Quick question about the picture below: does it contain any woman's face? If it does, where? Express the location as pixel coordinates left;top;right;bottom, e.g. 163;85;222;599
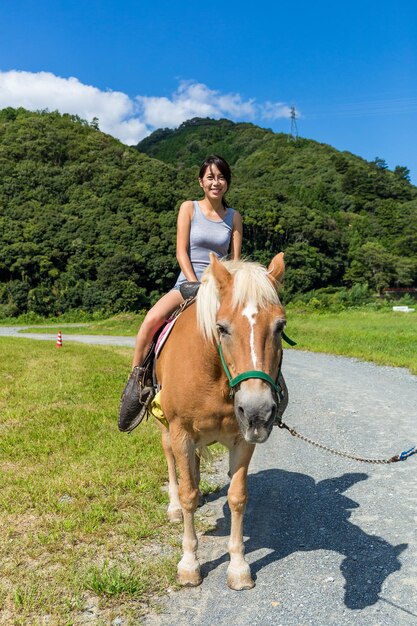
199;164;228;201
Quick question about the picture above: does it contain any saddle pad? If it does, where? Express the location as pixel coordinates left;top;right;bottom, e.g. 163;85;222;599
155;317;177;357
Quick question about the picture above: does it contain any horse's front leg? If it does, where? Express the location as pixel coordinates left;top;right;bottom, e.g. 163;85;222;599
159;423;182;522
227;441;255;590
170;426;202;586
195;450;205;506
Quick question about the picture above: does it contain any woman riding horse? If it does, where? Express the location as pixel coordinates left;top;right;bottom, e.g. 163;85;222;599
119;155;243;431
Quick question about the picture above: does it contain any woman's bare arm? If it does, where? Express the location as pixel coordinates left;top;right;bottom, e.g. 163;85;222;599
230;210;243;260
176;201;199;281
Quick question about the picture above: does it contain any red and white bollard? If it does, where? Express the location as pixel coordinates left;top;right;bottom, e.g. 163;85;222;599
56;331;63;348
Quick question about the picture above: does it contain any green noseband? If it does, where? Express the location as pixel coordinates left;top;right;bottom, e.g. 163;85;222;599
217;332;296;397
218;342;280;395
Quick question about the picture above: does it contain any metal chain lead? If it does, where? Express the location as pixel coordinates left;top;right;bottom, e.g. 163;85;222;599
278;422;416;464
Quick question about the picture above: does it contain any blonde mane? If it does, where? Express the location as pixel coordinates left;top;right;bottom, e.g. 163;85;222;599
196;259;281;343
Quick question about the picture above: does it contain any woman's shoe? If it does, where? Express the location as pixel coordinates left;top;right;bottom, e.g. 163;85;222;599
118;366;155;433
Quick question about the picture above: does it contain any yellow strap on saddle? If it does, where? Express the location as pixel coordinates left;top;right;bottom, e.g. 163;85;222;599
149;391;169;429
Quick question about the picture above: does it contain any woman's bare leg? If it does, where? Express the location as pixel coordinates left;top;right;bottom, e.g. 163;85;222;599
132;290;183;367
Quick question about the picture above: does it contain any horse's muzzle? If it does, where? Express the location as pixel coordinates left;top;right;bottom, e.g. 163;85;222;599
234;385;277;444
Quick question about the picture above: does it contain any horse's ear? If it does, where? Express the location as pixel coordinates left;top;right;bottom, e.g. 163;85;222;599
210;253;232;294
268;252;285;285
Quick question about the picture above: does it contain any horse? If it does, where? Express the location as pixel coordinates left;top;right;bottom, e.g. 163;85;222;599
155;252;286;590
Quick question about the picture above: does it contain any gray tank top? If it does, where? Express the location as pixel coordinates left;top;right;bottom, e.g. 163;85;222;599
173;200;235;288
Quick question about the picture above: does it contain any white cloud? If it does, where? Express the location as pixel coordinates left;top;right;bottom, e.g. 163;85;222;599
136;81;257;128
0;70;296;145
260;101;294;119
0;70;148;144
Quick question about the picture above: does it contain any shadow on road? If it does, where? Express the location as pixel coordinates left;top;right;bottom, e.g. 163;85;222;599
202;469;407;610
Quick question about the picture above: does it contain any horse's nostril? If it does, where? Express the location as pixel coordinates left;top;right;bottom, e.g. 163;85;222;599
238;405;255;426
237;401;276;426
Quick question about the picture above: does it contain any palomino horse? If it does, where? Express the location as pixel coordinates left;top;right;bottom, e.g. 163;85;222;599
156;252;286;590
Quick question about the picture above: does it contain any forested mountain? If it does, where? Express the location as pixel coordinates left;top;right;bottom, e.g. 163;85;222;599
138;118;417;296
0;108;181;317
0;109;416;317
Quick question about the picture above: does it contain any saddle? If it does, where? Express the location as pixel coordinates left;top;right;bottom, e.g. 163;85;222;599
179;281;201;300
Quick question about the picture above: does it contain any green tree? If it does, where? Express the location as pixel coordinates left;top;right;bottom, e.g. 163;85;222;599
1;109;416;317
393;165;411;182
345;242;396;293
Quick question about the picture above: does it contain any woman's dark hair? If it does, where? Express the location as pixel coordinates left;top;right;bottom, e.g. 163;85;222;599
199;155;232;208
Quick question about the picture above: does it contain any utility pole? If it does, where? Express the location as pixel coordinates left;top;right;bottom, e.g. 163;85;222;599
288;106;298;142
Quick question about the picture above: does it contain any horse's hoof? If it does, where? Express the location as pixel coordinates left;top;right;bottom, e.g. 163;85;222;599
227;566;255;591
177;563;202;587
167;507;183;523
227;576;255;591
177;574;203;587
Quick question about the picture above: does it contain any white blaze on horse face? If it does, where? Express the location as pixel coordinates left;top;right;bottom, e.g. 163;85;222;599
242;303;258;368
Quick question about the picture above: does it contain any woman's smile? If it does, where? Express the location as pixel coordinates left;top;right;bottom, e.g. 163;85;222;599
199;163;228;199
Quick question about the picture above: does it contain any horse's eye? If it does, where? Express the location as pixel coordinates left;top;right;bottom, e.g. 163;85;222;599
217;323;231;336
274;319;286;335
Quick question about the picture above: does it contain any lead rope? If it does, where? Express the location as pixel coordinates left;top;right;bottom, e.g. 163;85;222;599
277;332;416;464
277;421;416;464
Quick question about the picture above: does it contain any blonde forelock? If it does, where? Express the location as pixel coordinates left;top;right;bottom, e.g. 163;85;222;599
196;259;281;343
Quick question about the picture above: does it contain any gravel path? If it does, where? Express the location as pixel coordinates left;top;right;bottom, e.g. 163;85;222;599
144;351;417;626
2;326;417;624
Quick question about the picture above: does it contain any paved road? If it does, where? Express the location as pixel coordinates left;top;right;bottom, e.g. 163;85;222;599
0;325;135;347
2;326;417;624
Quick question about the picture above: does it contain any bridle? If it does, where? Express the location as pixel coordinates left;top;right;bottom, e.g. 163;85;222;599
218;331;296;398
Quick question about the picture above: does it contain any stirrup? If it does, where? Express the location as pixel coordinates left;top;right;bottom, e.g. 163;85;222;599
118;361;155;433
123;386;156;433
118;328;162;433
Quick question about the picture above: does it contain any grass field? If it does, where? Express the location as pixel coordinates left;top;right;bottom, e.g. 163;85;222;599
0;339;219;625
287;308;417;375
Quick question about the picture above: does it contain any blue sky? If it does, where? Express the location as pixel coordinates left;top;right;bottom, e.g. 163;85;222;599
1;0;417;181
